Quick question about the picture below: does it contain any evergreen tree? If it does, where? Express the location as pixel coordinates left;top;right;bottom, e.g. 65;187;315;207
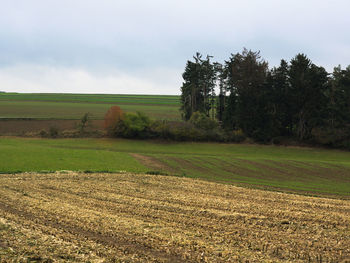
327;65;350;128
179;49;348;147
221;55;237;130
224;49;269;139
180;53;217;120
215;62;226;122
288;54;328;140
268;59;293;136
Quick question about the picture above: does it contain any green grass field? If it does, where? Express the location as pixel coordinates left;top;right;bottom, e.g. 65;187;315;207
1;92;349;197
0;93;180;105
1;137;349;196
0;93;181;120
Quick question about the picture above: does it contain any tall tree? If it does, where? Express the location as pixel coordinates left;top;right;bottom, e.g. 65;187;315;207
215;62;226;122
288;54;328;140
223;49;269;139
180;53;216;120
268;59;293;136
327;65;350;128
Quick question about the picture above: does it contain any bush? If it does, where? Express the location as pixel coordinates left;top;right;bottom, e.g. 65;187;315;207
150;120;172;139
226;129;246;143
169;122;204;141
61;129;80;138
189;111;218;130
39;130;48;138
271;136;282;145
108;110;247;143
339;140;350;150
78;112;92;133
150;120;227;142
311;126;348;146
115;111;152;139
49;126;59;138
104;106;124;135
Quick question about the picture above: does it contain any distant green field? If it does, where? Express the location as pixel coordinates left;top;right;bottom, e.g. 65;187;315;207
0;93;181;120
0;93;180;105
1;137;349;196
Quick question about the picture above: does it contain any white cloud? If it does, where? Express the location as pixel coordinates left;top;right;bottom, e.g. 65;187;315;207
0;64;182;95
0;0;350;93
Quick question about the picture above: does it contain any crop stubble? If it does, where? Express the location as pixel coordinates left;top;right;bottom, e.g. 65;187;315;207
0;172;349;262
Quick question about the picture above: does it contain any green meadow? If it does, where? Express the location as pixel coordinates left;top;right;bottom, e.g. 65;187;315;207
1;92;349;197
0;93;180;105
1;137;349;196
0;93;181;120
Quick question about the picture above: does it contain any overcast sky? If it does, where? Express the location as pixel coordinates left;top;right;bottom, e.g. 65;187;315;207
0;0;349;95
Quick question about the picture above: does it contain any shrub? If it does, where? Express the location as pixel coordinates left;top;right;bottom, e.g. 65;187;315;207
109;110;246;143
104;106;124;135
226;129;246;142
339;140;350;150
150;120;172;139
189;111;218;130
272;137;282;145
116;112;152;139
49;126;59;138
169;122;203;141
39;130;48;138
311;126;348;146
61;129;80;138
78;112;92;133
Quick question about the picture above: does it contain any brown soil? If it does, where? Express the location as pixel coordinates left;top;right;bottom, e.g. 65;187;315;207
0;201;183;262
0;172;349;262
131;153;175;173
0;119;104;135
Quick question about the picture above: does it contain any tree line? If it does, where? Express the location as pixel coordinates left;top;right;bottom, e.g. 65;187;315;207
180;49;350;148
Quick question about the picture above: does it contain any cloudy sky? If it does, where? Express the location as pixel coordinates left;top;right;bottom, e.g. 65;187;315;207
0;0;349;95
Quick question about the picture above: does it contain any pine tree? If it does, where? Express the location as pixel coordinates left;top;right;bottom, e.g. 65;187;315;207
288;54;328;140
180;53;217;120
223;49;269;139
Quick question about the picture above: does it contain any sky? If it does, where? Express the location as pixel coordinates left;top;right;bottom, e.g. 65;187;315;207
0;0;349;95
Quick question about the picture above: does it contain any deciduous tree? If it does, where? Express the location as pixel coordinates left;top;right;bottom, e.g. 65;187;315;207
104;106;124;134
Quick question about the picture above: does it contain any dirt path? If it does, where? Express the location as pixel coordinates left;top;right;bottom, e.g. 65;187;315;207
131;153;174;173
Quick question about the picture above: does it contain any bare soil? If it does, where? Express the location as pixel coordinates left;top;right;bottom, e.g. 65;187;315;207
0;172;349;262
0;119;104;135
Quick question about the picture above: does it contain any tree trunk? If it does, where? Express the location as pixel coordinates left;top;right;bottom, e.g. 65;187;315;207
297;110;306;140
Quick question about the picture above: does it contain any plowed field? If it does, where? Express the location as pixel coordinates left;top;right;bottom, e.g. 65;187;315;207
0;172;349;262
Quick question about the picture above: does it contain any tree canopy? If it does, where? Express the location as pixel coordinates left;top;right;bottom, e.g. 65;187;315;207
180;49;350;147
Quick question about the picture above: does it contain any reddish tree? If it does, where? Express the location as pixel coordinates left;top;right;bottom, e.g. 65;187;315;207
104;106;124;131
